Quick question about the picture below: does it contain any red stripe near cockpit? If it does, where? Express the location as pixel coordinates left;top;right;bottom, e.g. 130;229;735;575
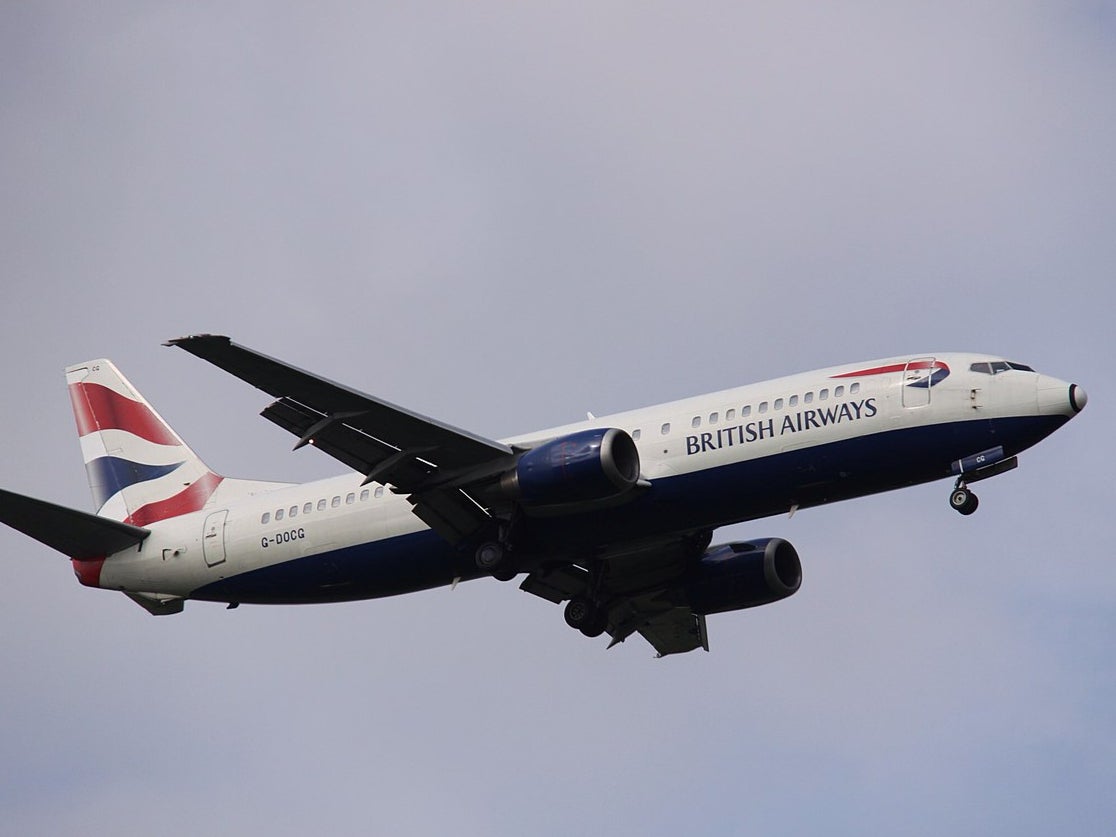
830;360;943;379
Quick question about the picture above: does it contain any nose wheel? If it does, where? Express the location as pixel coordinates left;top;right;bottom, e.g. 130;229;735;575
949;483;979;516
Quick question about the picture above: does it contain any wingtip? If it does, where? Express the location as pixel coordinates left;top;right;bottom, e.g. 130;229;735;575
163;334;231;349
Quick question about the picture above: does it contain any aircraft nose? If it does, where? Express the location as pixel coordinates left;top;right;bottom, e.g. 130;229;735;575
1037;375;1087;417
1070;383;1088;413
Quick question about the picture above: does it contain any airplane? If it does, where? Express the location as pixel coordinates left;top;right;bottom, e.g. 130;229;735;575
0;336;1088;656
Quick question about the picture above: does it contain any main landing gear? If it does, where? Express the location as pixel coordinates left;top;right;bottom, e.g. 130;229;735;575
474;515;524;581
563;596;608;638
476;541;610;637
475;540;518;581
561;559;610;639
949;482;979;516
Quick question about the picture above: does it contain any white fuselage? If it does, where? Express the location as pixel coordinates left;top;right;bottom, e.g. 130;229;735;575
95;353;1078;602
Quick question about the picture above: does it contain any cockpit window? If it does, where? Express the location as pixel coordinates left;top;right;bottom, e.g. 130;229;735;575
970;360;1035;375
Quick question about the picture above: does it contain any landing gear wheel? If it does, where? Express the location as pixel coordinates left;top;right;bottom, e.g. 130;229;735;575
564;596;601;632
579;609;608;638
949;487;979;516
475;541;506;572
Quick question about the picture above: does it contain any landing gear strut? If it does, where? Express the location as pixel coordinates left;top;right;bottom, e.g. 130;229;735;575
474;514;523;581
949;482;979;516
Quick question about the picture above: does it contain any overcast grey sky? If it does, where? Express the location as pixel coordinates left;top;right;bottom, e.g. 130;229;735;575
1;3;1114;835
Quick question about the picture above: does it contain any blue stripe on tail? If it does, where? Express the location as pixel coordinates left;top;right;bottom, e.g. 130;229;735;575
84;457;184;510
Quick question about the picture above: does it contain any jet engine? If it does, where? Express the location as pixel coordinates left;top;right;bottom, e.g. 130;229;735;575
685;538;802;615
500;428;641;507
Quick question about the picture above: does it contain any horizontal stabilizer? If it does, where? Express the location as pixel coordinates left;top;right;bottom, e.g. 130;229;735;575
0;488;150;559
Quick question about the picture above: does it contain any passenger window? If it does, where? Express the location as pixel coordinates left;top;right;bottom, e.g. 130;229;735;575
741;405;751;418
275;508;284;521
374;486;384;498
360;489;369;502
774;398;784;411
692;416;701;429
759;402;768;414
261;512;270;524
804;392;814;404
850;383;860;395
835;386;845;398
289;505;298;518
709;412;718;425
789;395;798;407
317;499;327;511
632;428;641;440
345;493;355;505
303;502;312;515
331;496;341;508
726;408;735;421
819;389;829;401
661;422;671;435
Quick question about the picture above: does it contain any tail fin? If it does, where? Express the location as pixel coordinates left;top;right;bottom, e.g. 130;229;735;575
66;359;223;525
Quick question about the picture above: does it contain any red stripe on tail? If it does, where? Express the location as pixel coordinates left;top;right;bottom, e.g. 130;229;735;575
69;382;181;446
126;472;223;526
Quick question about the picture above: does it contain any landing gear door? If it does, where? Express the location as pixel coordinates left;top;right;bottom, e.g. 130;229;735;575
901;357;936;408
203;510;229;567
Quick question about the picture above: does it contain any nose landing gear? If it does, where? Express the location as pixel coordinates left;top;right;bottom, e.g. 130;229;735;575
948;449;1018;516
949;482;979;515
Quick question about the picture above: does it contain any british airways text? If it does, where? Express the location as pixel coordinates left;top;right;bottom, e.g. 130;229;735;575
686;398;879;455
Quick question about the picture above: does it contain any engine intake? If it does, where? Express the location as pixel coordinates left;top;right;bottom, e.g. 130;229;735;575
685;538;802;615
502;428;641;507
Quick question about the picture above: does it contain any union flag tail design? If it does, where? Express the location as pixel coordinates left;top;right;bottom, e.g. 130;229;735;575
66;359;223;525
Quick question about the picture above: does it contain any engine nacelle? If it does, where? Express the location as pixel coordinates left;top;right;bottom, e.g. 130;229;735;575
502;428;641;507
685;538;802;615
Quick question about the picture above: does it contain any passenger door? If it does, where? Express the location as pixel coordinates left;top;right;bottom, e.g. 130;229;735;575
901;357;936;408
202;510;228;567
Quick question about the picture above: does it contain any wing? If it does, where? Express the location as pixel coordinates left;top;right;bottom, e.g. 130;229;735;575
167;334;516;541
